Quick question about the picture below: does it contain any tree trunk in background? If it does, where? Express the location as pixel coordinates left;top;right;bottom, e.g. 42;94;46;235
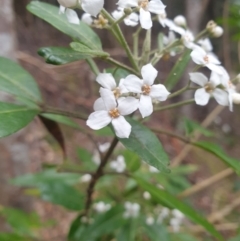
0;0;31;213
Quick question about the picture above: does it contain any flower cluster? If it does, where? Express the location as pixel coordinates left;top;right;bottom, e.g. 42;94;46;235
86;64;170;138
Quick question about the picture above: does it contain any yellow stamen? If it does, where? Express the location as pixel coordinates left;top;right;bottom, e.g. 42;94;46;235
109;108;120;118
142;84;151;95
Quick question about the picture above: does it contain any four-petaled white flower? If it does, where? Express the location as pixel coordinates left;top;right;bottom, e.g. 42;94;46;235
93;201;111;213
117;0;166;29
123;64;170;118
87;88;138;138
190;47;223;74
189;72;229;106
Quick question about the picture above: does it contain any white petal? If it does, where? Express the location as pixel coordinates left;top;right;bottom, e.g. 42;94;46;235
206;63;223;75
194;88;210;106
112;8;124;20
59;5;66;14
118;97;139;115
141;63;158;85
96;73;116;90
58;0;77;8
100;88;117;111
119;78;129;94
66;9;80;25
124;13;139;26
190;47;206;65
81;13;93;25
87;111;111;130
212;89;229;106
139;95;153;118
123;75;143;93
139;8;152;29
112;116;131;138
93;97;106;111
117;0;138;8
148;0;166;14
209;71;221;87
81;0;104;17
208;53;221;65
189;72;208;87
150;84;170;101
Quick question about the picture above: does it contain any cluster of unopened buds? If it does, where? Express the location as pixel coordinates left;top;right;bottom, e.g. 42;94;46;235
57;0;240;139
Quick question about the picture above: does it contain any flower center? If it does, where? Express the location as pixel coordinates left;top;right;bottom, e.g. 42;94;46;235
109;108;120;118
93;15;108;29
112;87;121;99
204;83;214;93
203;55;209;64
138;0;149;9
142;84;151;95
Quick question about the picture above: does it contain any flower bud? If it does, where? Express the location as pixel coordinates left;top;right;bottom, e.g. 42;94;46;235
174;15;186;27
206;20;217;32
212;26;224;37
232;93;240;104
124;7;132;15
57;0;78;8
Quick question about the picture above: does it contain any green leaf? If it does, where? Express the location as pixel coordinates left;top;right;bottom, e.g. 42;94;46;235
27;1;102;50
95;126;114;137
70;42;109;57
122;149;141;172
116;221;137;241
1;208;41;236
194;141;240;174
38;47;93;65
11;169;80;187
39;182;84;211
106;68;130;82
0;57;42;102
183;118;214;137
170;233;200;241
165;49;191;91
134;176;224;241
0;102;39;138
0;233;29;241
41;113;81;130
143;223;170;241
118;118;170;173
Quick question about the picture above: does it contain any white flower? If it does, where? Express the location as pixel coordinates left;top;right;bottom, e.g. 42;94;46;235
158;10;170;27
149;165;160;173
197;38;213;53
81;13;93;25
60;8;80;24
117;0;166;29
59;0;104;17
190;47;223;74
93;201;111;213
157;207;170;223
232;93;240;104
146;216;155;225
189;72;229;106
87;88;138;138
172;209;184;219
170;209;185;233
92;142;110;165
58;0;78;8
80;174;92;182
143;191;151;200
211;26;224;38
112;7;139;27
110;155;126;172
174;15;186;27
123;202;140;218
123;63;170;118
163;31;177;56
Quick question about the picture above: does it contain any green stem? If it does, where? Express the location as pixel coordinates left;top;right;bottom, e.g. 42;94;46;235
106;57;140;77
133;26;142;59
154;99;195;112
168;80;191;99
86;59;100;76
101;9;139;73
151;40;181;66
141;28;152;65
41;105;88;120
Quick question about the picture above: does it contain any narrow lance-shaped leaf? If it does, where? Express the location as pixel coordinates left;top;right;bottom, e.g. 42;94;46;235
165;49;191;90
38;47;93;65
70;42;109;58
134;176;224;241
27;1;102;50
194;141;240;175
118;118;170;173
0;102;39;138
0;57;42;102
